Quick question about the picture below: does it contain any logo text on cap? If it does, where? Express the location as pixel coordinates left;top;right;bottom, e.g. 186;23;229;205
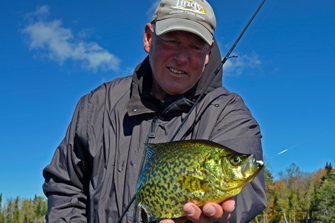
172;0;206;14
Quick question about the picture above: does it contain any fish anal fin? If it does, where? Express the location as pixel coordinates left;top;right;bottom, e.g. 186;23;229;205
139;205;158;223
141;208;148;223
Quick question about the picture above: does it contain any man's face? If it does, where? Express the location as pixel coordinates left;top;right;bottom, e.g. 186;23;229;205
144;23;213;100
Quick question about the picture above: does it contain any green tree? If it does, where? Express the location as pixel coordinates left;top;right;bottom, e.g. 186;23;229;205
6;199;13;223
274;180;290;222
0;193;3;223
322;162;334;181
21;199;34;223
313;163;335;222
0;195;48;223
250;162;335;222
277;163;310;222
33;195;47;223
253;165;276;223
13;197;19;223
315;178;335;222
298;177;315;221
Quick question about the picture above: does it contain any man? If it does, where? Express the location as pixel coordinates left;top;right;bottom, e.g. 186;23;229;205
43;0;267;222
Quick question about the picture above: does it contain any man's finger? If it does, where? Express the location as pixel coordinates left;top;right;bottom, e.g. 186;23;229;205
203;203;224;221
221;197;235;213
202;198;235;222
183;203;210;223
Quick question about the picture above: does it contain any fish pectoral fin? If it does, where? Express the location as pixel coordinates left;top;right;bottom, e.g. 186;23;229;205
176;175;211;193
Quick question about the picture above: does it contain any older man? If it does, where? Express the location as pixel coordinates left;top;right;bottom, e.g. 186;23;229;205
43;0;266;222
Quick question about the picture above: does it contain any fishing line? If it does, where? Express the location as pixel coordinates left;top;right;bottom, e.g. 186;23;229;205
116;0;266;222
268;123;335;160
238;0;277;52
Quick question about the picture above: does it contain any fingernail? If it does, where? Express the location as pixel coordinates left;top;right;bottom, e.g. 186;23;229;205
207;205;215;216
184;206;195;216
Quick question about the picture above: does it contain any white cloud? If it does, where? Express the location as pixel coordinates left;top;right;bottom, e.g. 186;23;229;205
78;29;94;39
221;52;262;76
22;6;120;72
24;5;50;21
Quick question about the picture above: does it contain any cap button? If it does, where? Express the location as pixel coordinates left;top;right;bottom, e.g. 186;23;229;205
132;107;138;112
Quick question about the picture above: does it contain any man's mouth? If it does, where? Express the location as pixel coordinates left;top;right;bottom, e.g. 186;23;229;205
168;67;185;74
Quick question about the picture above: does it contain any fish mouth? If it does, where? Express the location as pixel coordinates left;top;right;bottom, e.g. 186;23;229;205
241;155;264;179
256;160;264;167
223;155;264;191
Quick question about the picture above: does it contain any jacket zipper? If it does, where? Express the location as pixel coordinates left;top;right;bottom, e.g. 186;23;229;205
138;115;158;177
133;115;158;223
147;115;157;142
140;115;158;171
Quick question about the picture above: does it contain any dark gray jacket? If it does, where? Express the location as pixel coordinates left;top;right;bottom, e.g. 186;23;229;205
43;42;266;223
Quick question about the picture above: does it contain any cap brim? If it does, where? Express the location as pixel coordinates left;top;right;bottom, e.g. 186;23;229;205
155;18;213;45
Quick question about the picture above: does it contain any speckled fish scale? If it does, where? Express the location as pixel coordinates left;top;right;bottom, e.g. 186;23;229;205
136;140;263;223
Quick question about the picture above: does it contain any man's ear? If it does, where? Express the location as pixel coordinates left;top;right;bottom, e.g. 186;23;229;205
144;23;153;53
205;39;215;65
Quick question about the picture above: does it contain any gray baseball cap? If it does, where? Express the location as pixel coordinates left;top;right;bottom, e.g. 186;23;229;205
151;0;216;45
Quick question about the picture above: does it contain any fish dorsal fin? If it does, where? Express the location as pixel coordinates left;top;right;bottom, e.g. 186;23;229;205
145;143;157;161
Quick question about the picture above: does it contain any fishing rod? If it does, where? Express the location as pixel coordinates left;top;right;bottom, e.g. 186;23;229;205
170;0;266;142
116;0;266;222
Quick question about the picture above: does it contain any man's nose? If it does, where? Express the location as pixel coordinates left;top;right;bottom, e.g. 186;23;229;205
173;46;189;64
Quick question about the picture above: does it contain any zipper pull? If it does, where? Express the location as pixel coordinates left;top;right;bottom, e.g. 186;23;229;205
148;116;157;139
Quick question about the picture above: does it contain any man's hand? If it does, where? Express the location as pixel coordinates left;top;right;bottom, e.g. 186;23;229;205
160;198;235;223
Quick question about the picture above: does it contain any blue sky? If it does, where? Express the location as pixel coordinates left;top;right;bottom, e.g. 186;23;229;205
1;0;334;202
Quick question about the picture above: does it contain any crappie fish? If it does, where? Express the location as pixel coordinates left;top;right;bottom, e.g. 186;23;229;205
136;140;264;222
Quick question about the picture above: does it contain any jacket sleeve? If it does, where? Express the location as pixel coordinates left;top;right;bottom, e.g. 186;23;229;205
43;94;92;223
207;93;267;223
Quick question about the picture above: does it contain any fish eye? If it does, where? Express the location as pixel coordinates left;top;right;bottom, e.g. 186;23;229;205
230;156;242;166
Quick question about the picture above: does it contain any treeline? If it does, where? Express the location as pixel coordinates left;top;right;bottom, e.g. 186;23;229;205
253;162;335;223
0;194;47;223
